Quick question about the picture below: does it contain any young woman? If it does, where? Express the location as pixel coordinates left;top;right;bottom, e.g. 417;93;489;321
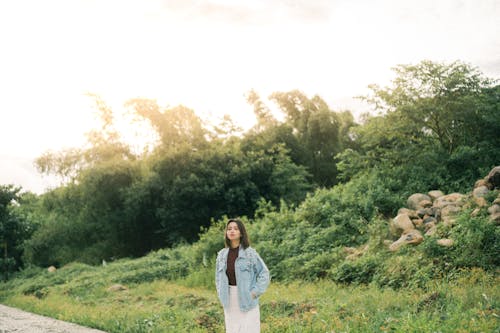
215;219;270;333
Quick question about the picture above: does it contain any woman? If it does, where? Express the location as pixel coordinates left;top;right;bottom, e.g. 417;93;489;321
215;218;270;333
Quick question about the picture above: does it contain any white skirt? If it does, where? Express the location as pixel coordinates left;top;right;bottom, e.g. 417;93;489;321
224;285;260;333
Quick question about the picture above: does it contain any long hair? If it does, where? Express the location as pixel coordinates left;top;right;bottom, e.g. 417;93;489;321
225;218;250;249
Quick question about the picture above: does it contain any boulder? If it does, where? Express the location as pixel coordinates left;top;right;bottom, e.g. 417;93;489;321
433;193;466;208
392;213;415;234
490;212;500;225
486;166;500;189
389;229;423;251
474;197;488;207
417;208;433;218
407;193;432;210
488;204;500;215
473;186;489;198
471;208;481;217
423;216;437;225
344;245;368;260
420;200;433;208
437;239;454;247
428;190;444;201
397;208;418;219
474;179;489;189
441;205;461;226
107;284;128;292
425;224;437;236
412;218;424;228
47;266;56;273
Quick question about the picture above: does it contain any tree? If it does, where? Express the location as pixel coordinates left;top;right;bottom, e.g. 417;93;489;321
125;98;207;151
0;185;34;280
337;60;499;196
364;60;495;153
269;90;344;187
246;89;278;132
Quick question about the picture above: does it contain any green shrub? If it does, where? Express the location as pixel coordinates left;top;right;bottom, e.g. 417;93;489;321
372;253;434;289
329;255;381;285
447;212;499;269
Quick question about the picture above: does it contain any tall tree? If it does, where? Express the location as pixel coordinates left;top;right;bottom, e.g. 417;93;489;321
125;98;207;151
0;185;33;280
364;60;495;153
269;90;343;187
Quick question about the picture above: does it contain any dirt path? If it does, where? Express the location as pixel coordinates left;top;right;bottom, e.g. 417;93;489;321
0;304;107;333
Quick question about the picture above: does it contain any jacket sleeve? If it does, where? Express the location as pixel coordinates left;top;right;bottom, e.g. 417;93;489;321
215;251;221;292
251;251;270;297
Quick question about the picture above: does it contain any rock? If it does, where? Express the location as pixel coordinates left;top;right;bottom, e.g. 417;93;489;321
473;186;489;198
441;204;461;214
412;218;424;228
490;212;500;225
423;216;437;225
383;240;393;246
430;206;441;219
474;197;488;207
428;190;444;201
407;193;432;210
420;200;433;208
494;197;500;205
397;208;418;219
425;225;437;236
417;208;433;218
392;213;415;234
471;208;481;216
433;193;466;208
437;239;454;247
107;284;128;292
488;204;500;215
345;245;368;260
47;266;56;273
486;166;500;189
424;220;436;230
474;179;489;189
389;229;423;251
441;205;461;226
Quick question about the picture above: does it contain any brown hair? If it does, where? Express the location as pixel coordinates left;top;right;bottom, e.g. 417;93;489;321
225;218;250;249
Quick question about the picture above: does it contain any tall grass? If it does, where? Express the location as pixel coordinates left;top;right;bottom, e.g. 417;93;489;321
1;258;498;333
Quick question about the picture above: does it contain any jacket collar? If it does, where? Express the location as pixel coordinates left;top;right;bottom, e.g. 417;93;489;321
225;245;248;258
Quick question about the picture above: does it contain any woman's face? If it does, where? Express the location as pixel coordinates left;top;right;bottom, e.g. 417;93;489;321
226;222;241;243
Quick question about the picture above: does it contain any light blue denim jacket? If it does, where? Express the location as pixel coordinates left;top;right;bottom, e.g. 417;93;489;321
215;246;270;312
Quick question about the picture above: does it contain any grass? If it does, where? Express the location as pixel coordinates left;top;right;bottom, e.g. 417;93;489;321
0;259;498;333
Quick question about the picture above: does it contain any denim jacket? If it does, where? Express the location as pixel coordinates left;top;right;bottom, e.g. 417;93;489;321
215;246;270;312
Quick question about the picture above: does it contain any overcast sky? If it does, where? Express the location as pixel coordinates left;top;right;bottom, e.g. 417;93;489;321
1;0;499;193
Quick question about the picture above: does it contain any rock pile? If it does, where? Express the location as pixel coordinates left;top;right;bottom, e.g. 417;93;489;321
388;166;500;251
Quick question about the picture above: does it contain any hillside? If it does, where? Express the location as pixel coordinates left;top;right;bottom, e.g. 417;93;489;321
0;167;498;332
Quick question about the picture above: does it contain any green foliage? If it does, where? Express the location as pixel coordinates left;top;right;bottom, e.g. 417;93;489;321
0;186;36;280
1;269;498;333
330;255;381;285
446;212;499;269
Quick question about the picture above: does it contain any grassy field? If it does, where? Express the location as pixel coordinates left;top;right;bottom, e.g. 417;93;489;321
0;260;498;333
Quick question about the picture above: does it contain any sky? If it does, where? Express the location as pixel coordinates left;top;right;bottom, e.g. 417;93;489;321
1;0;499;194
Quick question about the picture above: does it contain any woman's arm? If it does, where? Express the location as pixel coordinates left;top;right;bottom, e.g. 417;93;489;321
251;252;270;298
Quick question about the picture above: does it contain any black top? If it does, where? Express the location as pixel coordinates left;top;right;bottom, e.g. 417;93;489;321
226;247;239;286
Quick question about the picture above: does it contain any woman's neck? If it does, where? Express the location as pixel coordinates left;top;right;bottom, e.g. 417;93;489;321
230;240;240;249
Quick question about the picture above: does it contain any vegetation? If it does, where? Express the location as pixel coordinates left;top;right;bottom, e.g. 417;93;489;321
0;60;499;331
0;249;497;332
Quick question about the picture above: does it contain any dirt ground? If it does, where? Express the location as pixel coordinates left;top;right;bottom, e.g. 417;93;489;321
0;304;107;333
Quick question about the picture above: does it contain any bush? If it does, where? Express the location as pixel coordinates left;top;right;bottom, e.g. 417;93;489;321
329;254;381;285
372;253;435;289
447;212;499;269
